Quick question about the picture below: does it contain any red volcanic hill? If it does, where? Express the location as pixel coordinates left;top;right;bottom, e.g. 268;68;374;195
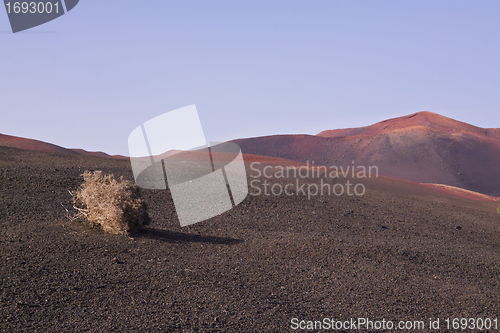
233;112;500;197
318;111;500;140
0;133;127;159
3;112;500;198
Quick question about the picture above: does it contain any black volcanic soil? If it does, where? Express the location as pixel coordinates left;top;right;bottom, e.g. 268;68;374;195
1;146;500;332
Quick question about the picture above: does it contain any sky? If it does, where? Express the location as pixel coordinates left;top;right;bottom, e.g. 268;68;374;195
1;0;499;156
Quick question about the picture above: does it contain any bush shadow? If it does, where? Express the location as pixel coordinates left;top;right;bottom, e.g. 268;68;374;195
131;228;244;245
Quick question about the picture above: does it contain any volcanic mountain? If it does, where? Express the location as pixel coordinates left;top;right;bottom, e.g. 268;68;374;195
3;111;500;197
233;112;500;196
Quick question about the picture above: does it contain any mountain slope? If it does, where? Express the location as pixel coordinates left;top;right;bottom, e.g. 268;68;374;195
0;133;79;155
233;112;500;196
0;133;126;159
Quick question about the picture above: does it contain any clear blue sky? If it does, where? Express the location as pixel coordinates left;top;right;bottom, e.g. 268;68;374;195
1;0;499;156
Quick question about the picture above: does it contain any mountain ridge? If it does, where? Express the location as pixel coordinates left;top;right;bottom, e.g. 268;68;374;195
318;111;500;141
0;133;127;159
233;112;500;196
3;111;500;196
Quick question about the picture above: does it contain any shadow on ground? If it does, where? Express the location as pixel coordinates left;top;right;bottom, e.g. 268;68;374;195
130;228;244;245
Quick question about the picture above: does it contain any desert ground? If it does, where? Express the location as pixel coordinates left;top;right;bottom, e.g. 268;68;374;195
1;146;500;332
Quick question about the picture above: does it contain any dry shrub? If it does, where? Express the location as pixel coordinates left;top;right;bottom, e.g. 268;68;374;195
71;170;150;235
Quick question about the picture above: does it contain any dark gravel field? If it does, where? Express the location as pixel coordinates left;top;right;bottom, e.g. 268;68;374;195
1;146;499;332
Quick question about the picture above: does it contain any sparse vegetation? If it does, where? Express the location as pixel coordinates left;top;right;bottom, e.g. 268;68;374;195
71;170;150;235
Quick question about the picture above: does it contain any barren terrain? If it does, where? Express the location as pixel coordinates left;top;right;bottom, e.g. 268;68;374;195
1;146;500;332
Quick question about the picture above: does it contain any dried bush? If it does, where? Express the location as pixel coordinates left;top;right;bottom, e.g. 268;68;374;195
71;170;150;235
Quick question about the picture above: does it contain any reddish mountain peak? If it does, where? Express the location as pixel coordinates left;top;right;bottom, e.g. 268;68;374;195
376;111;478;133
318;111;500;140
